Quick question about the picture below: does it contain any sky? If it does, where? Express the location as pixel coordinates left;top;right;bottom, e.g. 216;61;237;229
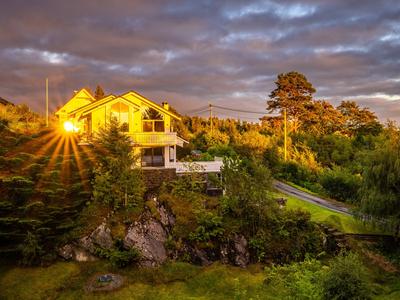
1;0;399;123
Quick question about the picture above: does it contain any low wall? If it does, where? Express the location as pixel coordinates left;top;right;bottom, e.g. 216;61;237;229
143;168;177;190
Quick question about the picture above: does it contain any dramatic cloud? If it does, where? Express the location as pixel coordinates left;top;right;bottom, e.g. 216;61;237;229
1;0;399;122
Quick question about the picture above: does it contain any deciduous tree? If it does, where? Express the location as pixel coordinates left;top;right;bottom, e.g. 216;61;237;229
337;101;379;136
354;135;400;239
302;100;344;135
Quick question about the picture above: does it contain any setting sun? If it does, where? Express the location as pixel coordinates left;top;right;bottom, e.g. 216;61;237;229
64;121;74;132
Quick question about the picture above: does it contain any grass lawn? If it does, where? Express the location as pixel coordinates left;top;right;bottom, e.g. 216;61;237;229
0;261;277;300
1;258;399;300
285;194;383;235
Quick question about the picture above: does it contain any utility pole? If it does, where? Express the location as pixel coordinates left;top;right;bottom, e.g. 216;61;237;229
207;101;213;135
284;108;287;161
46;78;48;127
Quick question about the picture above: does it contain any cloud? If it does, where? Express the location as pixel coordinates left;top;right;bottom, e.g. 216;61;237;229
0;0;399;123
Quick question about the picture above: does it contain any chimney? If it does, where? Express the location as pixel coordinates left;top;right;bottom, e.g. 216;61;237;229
74;90;78;95
162;100;169;110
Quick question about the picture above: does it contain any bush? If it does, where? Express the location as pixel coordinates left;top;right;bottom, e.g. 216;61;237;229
264;252;371;300
264;254;324;299
318;166;362;203
95;246;142;268
17;231;45;266
208;146;237;158
262;145;281;175
199;152;214;161
188;210;224;242
319;252;371;300
280;161;316;184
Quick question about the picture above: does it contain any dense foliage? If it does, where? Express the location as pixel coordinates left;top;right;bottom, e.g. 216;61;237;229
2;71;399;271
91;116;145;209
265;252;371;300
354;129;400;237
160;157;323;264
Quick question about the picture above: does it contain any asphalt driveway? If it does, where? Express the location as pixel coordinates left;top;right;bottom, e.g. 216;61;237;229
273;181;351;216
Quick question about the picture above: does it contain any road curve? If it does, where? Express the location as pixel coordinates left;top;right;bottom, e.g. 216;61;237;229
273;181;352;216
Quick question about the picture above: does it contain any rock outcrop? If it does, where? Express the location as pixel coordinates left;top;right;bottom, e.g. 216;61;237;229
58;221;113;262
58;197;251;268
124;212;168;267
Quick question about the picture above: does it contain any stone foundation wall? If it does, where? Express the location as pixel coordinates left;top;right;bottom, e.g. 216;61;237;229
143;168;178;189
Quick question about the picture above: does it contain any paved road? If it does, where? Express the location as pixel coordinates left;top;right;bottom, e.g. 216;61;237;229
273;181;352;216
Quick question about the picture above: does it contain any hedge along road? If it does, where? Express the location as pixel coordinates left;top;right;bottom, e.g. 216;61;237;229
273;181;351;216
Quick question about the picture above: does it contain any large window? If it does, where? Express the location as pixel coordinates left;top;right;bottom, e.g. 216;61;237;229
141;106;164;132
111;102;129;132
142;147;164;166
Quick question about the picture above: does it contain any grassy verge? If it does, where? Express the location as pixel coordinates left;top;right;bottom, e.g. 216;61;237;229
1;257;398;300
0;261;274;300
285;194;382;235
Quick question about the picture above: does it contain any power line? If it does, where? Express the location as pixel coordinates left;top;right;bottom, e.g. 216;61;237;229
181;105;210;114
212;104;280;114
213;108;265;120
181;103;280;116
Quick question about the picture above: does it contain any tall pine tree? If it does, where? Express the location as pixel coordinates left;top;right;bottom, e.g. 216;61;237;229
94;84;105;100
267;72;316;133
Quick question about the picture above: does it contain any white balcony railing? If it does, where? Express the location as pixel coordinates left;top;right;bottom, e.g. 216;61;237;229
127;132;177;145
165;161;224;173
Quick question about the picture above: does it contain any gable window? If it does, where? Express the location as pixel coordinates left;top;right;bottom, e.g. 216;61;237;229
111;102;129;132
141;106;164;132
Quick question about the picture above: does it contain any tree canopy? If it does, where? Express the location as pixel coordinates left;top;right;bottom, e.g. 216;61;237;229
354;133;400;238
337;101;379;136
267;71;316;133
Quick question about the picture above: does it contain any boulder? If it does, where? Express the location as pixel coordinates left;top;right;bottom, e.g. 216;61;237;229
124;212;168;267
58;244;98;262
231;235;249;268
75;222;113;253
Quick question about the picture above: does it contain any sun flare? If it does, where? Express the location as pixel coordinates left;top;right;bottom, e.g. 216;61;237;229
64;121;74;132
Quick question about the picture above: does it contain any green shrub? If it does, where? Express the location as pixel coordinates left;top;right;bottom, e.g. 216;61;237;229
199;152;214;161
319;252;371;300
280;161;316;184
318;166;362;203
208;146;237;158
22;163;45;180
262;145;281;175
3;176;35;201
188;210;224;242
17;231;45;266
0;156;8;169
95;246;142;268
14;135;33;145
264;254;324;299
10;157;24;167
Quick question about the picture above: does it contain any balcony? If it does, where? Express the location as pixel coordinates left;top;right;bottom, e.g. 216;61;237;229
126;132;177;145
165;161;223;173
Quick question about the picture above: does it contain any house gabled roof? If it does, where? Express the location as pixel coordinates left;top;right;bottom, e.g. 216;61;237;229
77;95;141;120
120;90;181;121
55;88;96;115
59;89;181;121
67;94;119;116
